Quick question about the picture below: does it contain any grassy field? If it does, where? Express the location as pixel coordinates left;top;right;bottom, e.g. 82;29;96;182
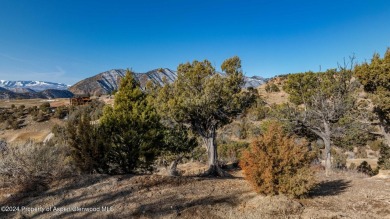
0;98;71;108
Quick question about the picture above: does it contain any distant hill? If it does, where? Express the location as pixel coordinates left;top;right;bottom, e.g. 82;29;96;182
69;68;266;95
0;80;69;91
0;87;74;100
8;87;36;93
39;89;74;99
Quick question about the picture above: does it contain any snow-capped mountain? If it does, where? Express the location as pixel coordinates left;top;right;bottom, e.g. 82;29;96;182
69;68;266;95
0;80;69;91
244;76;267;88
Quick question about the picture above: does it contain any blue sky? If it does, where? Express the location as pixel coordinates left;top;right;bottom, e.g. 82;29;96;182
0;0;390;85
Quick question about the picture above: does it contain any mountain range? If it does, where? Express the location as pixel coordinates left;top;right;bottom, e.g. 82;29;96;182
69;68;266;96
0;80;72;100
0;87;74;100
0;80;69;91
0;69;267;99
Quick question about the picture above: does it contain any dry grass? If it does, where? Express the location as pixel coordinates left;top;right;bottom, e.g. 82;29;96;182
0;98;70;108
347;158;379;169
0;141;75;189
257;84;289;105
0;118;64;143
0;163;389;219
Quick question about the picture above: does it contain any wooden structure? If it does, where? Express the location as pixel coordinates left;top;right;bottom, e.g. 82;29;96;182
70;96;92;106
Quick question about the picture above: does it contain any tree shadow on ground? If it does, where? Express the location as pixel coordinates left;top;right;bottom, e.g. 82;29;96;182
308;179;351;197
0;173;248;219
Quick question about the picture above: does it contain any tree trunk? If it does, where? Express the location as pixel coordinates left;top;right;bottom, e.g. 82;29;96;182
323;137;332;176
201;130;230;177
323;121;332;176
168;157;181;176
379;124;390;147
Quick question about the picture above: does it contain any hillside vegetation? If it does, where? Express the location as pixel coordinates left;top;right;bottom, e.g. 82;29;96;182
1;51;390;218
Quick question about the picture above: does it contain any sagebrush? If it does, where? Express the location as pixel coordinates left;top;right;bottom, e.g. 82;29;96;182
0;140;75;188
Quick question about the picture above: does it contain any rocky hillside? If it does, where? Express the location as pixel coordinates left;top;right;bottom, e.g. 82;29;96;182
0;88;74;100
69;68;265;95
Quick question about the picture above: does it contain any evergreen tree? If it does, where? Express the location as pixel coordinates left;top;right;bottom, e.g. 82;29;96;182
355;49;390;145
282;64;358;175
154;57;253;176
67;112;108;173
100;69;164;173
378;141;390;169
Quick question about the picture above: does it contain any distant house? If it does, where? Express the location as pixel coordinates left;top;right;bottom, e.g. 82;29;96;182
70;96;92;106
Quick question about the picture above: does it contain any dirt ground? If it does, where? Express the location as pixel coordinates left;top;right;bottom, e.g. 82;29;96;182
0;118;64;143
0;163;389;219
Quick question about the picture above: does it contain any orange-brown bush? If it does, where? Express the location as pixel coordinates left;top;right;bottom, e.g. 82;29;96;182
239;123;316;198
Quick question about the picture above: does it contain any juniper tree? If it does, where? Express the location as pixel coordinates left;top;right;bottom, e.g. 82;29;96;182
282;64;358;175
100;69;164;173
355;49;390;145
155;56;253;176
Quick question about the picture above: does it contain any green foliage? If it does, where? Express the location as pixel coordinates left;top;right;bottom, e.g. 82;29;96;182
333;117;375;151
154;57;253;174
247;105;269;121
100;70;164;173
68;99;105;121
160;124;198;162
357;161;377;176
355;147;367;158
53;106;68;119
240;123;316;198
33;111;47;122
265;83;280;93
66;112;109;174
378;143;390;169
368;139;384;151
355;49;390;135
218;140;249;163
190;146;207;163
283;71;317;105
331;148;347;169
245;91;268;121
232;118;252;139
39;102;51;114
281;65;358;174
155;57;250;130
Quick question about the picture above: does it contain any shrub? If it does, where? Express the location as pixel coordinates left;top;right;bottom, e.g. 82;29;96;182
378;143;390;170
349;162;356;170
66;112;109;174
39;102;51;113
233;118;251;139
331;148;347;169
357;161;377;176
218;140;249;164
265;83;280;93
368;139;383;152
239;123;316;198
33;111;47;122
355;147;367;158
53;106;68;119
0;140;75;188
190;146;207;163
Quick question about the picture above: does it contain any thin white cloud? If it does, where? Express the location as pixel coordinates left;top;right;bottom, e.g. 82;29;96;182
0;66;70;83
0;53;34;65
29;66;66;78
